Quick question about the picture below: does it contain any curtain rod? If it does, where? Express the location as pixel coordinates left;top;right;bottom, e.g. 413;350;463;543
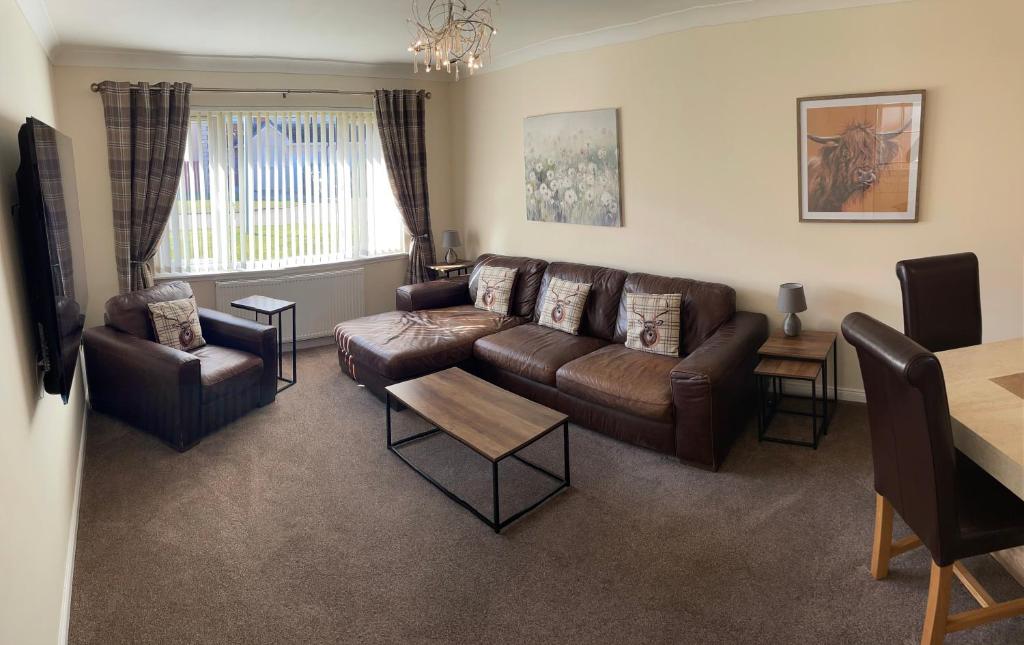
88;83;431;99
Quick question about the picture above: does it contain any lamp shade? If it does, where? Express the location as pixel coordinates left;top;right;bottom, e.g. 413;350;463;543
777;283;807;313
441;230;462;249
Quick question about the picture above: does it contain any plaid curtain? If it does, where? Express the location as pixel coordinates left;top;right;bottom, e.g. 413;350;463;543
98;81;191;293
374;89;435;284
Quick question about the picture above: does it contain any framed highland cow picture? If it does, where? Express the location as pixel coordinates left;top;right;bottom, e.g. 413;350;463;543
798;90;924;222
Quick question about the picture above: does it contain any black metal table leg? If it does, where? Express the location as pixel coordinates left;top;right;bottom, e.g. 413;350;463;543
492;461;500;533
386;391;392;446
822;356;829;436
563;421;570;486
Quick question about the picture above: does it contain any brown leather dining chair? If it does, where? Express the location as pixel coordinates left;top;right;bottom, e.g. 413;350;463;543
896;252;982;352
842;312;1024;644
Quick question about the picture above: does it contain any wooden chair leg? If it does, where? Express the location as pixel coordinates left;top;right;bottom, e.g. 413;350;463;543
871;494;895;579
921;561;952;645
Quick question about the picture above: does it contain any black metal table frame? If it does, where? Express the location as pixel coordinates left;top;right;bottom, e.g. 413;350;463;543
385;391;570;533
757;342;838;449
231;303;296;393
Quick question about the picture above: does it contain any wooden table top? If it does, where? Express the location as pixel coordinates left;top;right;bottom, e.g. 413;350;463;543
758;330;837;362
427;260;475;272
386;367;568;462
754;357;822;380
937;338;1024;499
230;294;295;314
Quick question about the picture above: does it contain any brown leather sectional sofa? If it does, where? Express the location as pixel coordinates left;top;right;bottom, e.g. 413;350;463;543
335;254;768;470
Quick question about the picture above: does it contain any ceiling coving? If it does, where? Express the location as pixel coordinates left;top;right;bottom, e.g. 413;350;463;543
407;0;496;80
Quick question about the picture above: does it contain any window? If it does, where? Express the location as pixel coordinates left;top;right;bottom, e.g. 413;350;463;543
155;109;406;275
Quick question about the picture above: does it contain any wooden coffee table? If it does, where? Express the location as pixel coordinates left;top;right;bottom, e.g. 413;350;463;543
385;368;570;533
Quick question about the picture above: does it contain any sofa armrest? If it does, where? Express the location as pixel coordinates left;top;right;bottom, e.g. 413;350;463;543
670;311;768;469
82;325;202;449
199;308;278;406
396;276;471;311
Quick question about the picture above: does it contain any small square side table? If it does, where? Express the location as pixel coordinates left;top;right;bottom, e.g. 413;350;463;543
230;295;296;393
756;330;837;448
426;260;475;279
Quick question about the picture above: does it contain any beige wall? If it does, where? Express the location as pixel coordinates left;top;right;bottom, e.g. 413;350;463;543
52;66;454;322
0;1;86;644
451;0;1024;395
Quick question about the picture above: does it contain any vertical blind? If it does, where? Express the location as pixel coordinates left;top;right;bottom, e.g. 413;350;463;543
155;109;405;275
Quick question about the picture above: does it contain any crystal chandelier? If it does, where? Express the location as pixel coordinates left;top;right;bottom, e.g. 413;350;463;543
407;0;497;80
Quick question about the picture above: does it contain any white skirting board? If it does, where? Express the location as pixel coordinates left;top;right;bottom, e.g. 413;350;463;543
58;411;87;645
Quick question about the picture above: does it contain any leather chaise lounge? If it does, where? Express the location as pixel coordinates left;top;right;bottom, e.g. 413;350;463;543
335;254;768;470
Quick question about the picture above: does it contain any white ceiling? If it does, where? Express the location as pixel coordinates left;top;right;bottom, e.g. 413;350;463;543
19;0;906;76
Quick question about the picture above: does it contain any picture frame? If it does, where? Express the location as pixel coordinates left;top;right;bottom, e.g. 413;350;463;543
797;90;925;222
523;108;622;227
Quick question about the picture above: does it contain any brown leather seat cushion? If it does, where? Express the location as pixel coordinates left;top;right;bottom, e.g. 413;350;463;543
556;344;680;421
473;323;608;385
190;344;263;401
335;305;521;381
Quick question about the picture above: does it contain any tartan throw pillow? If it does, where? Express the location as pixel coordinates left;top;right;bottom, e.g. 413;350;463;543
148;296;206;351
538;277;591;335
625;292;683;356
474;266;518;316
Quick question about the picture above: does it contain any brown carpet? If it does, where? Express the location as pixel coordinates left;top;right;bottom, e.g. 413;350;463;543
70;346;1024;644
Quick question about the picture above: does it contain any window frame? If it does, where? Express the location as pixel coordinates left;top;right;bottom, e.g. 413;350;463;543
155;106;408;278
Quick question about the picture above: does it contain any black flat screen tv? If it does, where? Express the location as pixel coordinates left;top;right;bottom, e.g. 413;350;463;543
15;117;88;404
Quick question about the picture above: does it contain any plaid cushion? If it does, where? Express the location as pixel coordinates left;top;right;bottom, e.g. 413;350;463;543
538;277;591;335
625;292;683;356
148;296;206;351
474;266;518;316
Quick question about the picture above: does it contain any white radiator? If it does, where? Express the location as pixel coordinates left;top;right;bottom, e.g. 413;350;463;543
214;268;365;342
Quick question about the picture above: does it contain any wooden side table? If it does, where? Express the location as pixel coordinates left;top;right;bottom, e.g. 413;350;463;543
755;330;838;448
230;295;296;392
426;260;475;279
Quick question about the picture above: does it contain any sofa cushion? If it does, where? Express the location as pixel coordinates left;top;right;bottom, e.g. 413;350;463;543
148;296;207;351
556;344;680;421
474;323;608;385
614;272;735;355
474;265;517;315
469;254;548;318
534;262;627;340
190;344;262;401
104;280;193;340
335;305;521;381
537;278;591;335
624;292;682;356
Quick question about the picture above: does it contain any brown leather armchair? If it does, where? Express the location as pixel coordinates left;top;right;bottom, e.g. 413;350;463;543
895;252;982;352
83;281;278;451
842;312;1024;644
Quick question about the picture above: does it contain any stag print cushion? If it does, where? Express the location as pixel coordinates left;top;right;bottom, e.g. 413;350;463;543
624;292;682;356
148;296;206;351
474;266;518;316
538;277;592;335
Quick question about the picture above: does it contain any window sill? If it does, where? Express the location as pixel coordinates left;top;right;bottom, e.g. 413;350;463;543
155;253;408;283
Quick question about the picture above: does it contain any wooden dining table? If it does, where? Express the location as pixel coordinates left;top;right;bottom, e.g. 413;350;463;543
937;337;1024;584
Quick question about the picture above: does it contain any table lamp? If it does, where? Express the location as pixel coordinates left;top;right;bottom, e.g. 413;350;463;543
778;283;807;337
442;230;462;264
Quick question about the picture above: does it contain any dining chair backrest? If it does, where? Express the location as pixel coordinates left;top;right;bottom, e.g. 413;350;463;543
895;252;981;352
842;312;960;565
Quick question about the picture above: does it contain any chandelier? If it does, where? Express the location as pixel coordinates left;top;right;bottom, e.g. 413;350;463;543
407;0;497;80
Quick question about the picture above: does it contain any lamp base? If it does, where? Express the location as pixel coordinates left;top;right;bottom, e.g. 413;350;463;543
783;312;802;337
444;248;458;264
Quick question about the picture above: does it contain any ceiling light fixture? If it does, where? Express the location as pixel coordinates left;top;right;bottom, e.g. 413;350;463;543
407;0;497;80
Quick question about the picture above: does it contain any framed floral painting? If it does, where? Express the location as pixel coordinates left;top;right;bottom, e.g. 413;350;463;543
524;108;621;226
798;90;924;222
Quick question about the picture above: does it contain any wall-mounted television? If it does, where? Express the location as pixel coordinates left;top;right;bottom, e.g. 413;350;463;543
15;117;88;404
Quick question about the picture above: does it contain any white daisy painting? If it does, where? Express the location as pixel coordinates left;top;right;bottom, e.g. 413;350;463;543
524;108;621;227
